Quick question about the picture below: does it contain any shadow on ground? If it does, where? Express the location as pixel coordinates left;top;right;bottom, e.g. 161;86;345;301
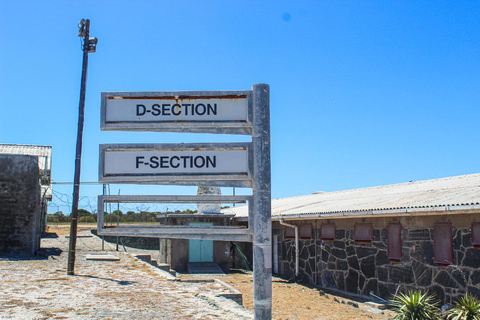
76;274;137;286
0;247;63;261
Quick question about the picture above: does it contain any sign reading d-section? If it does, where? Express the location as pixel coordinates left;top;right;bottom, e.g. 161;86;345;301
99;143;253;187
101;91;253;135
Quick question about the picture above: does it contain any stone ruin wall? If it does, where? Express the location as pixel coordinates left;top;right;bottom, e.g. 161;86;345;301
0;154;41;255
275;215;480;304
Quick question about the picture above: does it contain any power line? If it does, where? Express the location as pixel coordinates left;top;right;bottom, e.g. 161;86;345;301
52;181;101;185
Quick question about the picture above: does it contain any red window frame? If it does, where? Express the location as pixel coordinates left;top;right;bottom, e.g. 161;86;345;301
285;225;295;239
354;223;374;243
299;223;312;240
471;222;480;248
387;223;402;262
433;222;453;266
320;223;336;241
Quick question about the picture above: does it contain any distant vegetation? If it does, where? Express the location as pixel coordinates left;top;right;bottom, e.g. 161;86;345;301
47;208;200;224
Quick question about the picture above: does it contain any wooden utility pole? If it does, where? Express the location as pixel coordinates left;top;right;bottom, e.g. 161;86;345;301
67;19;97;275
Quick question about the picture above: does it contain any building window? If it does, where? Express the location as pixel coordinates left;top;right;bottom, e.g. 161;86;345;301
284;223;312;240
320;223;336;241
471;222;480;248
354;223;374;243
299;223;312;240
434;222;453;266
285;226;295;239
387;223;402;262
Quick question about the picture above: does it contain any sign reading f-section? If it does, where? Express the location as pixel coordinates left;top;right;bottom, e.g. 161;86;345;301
101;91;252;135
99;143;253;187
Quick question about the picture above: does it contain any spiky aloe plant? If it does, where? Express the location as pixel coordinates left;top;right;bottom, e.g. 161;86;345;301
446;294;480;320
388;290;441;320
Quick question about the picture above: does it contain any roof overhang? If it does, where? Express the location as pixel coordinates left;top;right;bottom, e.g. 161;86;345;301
272;204;480;221
234;204;480;222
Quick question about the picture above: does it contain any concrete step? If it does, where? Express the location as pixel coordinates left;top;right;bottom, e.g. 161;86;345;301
85;254;120;261
186;262;224;274
364;302;388;310
135;254;152;264
156;263;170;272
135;255;177;277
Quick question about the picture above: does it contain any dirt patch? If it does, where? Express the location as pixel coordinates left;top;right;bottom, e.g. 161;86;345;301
46;224;95;235
181;272;394;320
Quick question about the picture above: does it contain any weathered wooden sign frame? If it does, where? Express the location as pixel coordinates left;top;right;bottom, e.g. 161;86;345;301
97;195;253;242
97;84;271;319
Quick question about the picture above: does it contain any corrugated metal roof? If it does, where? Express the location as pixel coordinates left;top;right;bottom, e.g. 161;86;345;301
0;144;52;200
228;173;480;218
0;144;52;171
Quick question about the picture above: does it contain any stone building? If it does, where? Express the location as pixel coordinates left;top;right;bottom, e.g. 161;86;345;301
0;144;52;255
228;173;480;304
0;154;42;255
0;144;52;233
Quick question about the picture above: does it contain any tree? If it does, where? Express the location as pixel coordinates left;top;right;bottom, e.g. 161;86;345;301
112;209;123;217
105;213;118;223
78;216;95;223
48;211;68;223
77;209;92;218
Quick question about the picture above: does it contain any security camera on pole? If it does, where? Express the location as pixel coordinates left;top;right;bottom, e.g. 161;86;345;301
67;19;98;276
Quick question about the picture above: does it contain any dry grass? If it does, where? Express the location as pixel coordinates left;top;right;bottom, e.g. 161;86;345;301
46;225;95;235
183;272;394;320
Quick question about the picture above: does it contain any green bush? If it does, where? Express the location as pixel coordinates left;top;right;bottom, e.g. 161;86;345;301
78;215;96;223
446;294;480;320
389;290;441;320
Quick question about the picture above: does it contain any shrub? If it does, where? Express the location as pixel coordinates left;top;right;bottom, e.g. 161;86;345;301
446;294;480;320
389;290;441;320
78;215;96;223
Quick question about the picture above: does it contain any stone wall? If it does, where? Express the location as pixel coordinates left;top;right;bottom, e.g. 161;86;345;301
276;216;480;304
0;154;41;255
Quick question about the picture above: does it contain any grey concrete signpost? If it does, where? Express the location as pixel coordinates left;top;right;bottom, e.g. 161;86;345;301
98;84;271;319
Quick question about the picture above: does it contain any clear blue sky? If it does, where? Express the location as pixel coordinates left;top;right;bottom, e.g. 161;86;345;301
1;1;479;214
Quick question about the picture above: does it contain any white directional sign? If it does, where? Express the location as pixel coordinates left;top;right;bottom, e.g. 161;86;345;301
107;98;247;121
99;143;252;187
101;91;252;135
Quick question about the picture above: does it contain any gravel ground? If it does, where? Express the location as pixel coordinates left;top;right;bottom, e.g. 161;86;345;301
0;227;253;320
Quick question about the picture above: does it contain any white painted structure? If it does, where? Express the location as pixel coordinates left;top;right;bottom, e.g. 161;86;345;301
197;186;222;214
